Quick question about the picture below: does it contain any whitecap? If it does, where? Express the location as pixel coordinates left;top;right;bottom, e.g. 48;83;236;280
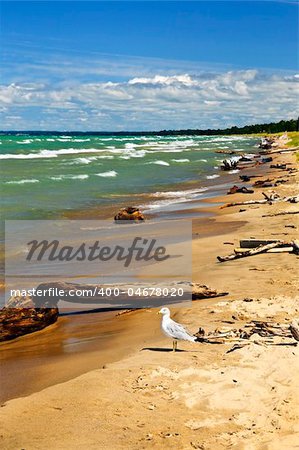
140;187;208;211
16;139;33;144
67;174;89;180
0;148;107;159
148;160;170;166
153;188;208;198
171;158;190;163
50;174;89;180
72;157;98;164
6;179;39;184
206;174;220;179
95;170;118;177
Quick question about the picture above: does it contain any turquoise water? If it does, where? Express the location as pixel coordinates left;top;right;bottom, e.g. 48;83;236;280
0;134;257;219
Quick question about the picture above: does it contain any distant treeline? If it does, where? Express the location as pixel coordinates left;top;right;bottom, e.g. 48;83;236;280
1;118;298;137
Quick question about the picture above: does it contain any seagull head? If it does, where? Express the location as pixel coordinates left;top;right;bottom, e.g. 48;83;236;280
158;307;171;317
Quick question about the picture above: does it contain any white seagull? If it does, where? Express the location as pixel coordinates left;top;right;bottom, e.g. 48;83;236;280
158;307;197;351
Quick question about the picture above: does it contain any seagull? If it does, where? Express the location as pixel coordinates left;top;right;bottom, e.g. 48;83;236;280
158;307;197;351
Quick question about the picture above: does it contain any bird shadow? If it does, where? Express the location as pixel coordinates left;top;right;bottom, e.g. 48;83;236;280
141;347;187;352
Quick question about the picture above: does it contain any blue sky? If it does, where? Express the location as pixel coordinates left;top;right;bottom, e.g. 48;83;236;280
0;1;298;130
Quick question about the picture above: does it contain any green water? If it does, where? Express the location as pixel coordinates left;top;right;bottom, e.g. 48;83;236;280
0;133;257;219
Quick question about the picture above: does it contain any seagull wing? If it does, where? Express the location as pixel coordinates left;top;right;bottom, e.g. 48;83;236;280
164;318;195;342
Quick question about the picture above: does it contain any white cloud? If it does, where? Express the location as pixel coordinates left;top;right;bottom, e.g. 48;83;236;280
0;70;298;130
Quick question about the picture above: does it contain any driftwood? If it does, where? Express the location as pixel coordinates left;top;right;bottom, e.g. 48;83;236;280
270;163;287;169
290;321;299;342
262;192;280;202
221;159;238;171
233;246;293;254
239;239;281;248
194;319;298;350
0;297;58;342
267;247;294;253
253;179;273;188
284;195;299;203
191;284;228;300
220;192;298;209
28;281;228;308
239;175;251;182
293;240;299;255
227;185;254;195
220;199;268;209
114;206;145;221
217;241;283;262
262;211;299;218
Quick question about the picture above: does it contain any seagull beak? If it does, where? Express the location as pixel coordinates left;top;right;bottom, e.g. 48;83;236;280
157;311;161;315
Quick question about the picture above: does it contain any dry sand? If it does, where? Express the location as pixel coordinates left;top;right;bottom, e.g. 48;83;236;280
0;149;298;450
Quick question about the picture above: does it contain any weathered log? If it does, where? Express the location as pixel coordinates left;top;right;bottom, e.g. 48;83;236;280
270;163;287;169
191;284;228;300
239;175;251;182
239;239;281;248
253;179;273;188
220;199;268;209
227;185;254;195
267;247;294;253
262;192;280;202
114;206;145;221
262;211;299;218
289;321;299;342
233;246;293;254
221;159;239;171
217;241;283;262
284;195;299;204
0;299;58;342
292;240;299;255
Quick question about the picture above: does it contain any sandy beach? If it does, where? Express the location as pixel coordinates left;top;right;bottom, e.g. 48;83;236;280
0;143;298;449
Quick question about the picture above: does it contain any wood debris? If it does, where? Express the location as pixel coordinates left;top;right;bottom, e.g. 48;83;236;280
217;241;284;262
262;211;299;218
194;318;298;350
191;284;228;300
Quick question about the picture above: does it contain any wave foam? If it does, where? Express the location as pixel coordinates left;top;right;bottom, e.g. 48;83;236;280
148;160;170;166
95;170;118;177
6;179;39;184
206;174;220;179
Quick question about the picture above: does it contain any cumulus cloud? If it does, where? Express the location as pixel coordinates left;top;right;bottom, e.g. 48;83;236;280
0;70;298;130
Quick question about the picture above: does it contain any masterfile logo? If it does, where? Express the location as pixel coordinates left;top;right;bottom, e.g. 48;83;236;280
5;220;192;310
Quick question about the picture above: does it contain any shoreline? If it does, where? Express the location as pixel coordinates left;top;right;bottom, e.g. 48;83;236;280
0;140;298;448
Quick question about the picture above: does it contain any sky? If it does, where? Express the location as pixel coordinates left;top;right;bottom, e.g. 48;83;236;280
0;1;298;131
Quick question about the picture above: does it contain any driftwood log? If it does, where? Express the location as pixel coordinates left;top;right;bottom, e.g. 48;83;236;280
227;185;254;195
191;284;228;300
217;241;284;262
194;319;298;349
114;206;145;221
220;192;298;209
0;296;58;342
29;281;228;308
221;159;239;171
290;321;299;342
220;199;268;209
262;210;299;217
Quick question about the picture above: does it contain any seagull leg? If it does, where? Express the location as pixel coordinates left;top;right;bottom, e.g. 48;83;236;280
173;340;177;352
